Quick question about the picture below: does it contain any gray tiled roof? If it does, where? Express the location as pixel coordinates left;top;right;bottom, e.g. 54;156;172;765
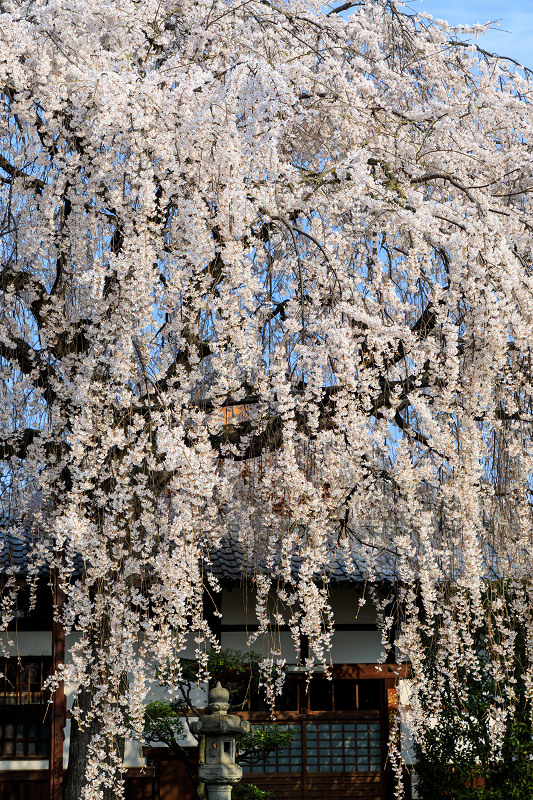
0;513;397;584
205;531;398;584
0;530;33;575
0;513;51;577
1;514;506;587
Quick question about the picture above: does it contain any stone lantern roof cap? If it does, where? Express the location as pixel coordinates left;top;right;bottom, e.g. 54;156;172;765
208;681;230;713
196;712;247;735
190;681;250;736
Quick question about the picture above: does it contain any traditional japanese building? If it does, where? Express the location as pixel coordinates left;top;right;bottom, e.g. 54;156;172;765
0;522;412;800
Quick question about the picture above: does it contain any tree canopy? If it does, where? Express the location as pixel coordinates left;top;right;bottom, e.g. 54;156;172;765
2;0;533;796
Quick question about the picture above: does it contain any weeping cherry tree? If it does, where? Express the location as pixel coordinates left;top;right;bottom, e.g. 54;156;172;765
1;0;533;796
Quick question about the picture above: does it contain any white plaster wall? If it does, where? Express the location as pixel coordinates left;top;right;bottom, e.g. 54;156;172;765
0;630;51;656
328;630;383;663
220;630;298;662
221;586;302;627
221;587;380;628
64;633;80;710
221;627;384;665
399;680;418;798
120;676;205;766
62;720;71;770
221;592;382;664
60;630;210;767
63;728;152;770
0;760;49;770
401;722;416;765
123;739;143;768
61;660;208;768
166;634;208;661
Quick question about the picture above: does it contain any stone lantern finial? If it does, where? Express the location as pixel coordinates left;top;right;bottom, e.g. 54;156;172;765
208;681;230;713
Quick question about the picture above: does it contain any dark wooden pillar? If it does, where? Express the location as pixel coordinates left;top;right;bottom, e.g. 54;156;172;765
50;568;67;800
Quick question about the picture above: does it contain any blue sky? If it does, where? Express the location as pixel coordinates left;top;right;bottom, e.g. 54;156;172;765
408;0;533;68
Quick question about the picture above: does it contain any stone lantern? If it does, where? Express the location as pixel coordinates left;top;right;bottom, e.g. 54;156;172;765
191;681;250;800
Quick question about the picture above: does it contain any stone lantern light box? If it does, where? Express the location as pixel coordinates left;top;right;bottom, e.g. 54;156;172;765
191;682;250;800
208;734;235;765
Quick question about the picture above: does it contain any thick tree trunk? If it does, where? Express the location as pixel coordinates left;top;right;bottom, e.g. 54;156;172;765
63;687;94;800
63;680;127;800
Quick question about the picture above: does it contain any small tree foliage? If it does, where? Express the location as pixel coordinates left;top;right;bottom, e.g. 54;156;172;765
143;699;186;750
143;649;294;800
236;727;296;765
232;787;273;800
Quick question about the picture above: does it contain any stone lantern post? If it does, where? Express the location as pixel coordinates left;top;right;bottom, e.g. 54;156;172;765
191;682;250;800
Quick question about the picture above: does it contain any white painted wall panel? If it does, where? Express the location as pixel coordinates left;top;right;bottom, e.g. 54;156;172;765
0;630;51;655
328;630;383;663
221;588;381;628
221;630;298;662
0;760;49;770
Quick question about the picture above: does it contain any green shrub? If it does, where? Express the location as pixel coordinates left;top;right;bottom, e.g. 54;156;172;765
415;582;533;800
232;785;274;800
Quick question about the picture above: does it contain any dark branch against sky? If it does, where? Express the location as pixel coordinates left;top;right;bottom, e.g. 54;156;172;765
409;0;533;68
